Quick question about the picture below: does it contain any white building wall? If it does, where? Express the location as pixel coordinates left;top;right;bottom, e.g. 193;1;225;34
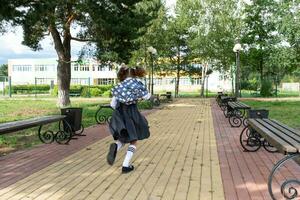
281;83;300;92
8;58;117;85
8;58;232;92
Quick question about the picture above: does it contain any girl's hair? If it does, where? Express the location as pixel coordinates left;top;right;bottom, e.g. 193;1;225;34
117;65;146;81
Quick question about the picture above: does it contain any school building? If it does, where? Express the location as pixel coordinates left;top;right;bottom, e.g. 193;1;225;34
7;58;232;92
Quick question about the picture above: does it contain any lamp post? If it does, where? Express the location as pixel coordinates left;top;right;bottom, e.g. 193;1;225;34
147;46;157;95
233;42;242;98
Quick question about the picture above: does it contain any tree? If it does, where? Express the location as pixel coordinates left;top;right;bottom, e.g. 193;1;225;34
1;0;161;107
129;3;168;92
0;64;8;76
241;0;279;83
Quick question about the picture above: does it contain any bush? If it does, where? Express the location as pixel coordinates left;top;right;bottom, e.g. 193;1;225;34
241;78;259;91
80;86;90;97
50;84;113;97
51;85;58;96
260;79;273;97
102;90;111;97
10;84;50;94
138;100;153;110
90;88;101;97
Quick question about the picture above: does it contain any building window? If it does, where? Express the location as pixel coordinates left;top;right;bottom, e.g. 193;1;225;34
12;65;32;72
97;78;115;85
79;65;89;71
35;65;48;72
98;65;104;71
71;78;90;85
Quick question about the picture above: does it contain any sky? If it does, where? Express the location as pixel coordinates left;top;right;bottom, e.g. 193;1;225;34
0;0;176;65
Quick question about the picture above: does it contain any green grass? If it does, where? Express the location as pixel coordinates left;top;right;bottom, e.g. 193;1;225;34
242;100;300;129
240;90;300;98
0;98;154;155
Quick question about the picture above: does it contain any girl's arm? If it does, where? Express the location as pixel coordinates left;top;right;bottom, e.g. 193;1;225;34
110;96;118;109
143;92;151;100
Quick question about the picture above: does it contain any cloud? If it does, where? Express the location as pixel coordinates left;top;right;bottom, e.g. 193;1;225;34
0;26;85;64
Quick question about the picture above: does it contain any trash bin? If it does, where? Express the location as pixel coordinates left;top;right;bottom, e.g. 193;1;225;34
61;107;83;132
166;92;172;100
248;109;269;119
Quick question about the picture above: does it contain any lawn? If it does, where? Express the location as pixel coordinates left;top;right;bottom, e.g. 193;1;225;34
242;100;300;129
0;97;153;155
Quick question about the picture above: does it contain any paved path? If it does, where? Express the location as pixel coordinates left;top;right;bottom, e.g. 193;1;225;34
0;99;224;200
211;100;300;200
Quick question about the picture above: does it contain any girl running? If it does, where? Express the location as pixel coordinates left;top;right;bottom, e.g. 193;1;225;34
107;65;151;173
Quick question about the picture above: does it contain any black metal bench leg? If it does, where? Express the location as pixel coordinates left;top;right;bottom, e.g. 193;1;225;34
239;126;261;152
268;154;300;200
56;119;74;144
38;125;55;144
229;109;242;127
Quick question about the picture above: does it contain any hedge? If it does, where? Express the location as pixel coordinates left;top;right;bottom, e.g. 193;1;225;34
51;85;113;97
10;85;50;94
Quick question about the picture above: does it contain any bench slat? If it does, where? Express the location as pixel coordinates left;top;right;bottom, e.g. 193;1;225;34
264;119;300;143
0;115;66;135
257;119;300;152
228;101;251;109
271;119;300;138
248;119;297;154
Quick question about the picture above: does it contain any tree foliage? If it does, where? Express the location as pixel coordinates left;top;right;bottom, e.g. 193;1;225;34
0;0;161;106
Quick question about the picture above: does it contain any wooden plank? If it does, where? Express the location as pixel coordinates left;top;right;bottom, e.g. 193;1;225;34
264;119;300;143
271;119;300;138
228;101;250;110
0;115;65;134
256;119;300;151
248;119;297;154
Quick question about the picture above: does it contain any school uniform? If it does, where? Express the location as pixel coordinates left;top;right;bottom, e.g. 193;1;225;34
109;78;151;143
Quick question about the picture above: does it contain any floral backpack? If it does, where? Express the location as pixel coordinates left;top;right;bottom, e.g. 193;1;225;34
111;78;148;105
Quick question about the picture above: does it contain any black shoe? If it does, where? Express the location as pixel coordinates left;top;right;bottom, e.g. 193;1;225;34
107;143;117;165
122;165;134;173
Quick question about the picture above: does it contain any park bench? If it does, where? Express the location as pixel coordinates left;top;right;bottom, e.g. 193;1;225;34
216;92;227;106
240;109;300;200
151;94;160;107
225;101;251;127
0;108;84;144
95;104;113;124
69;89;82;97
160;92;172;102
219;96;236;111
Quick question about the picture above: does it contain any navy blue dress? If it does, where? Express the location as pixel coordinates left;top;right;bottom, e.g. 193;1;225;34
109;103;150;143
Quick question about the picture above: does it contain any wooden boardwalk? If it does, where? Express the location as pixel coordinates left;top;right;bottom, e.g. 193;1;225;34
0;99;224;200
211;100;300;200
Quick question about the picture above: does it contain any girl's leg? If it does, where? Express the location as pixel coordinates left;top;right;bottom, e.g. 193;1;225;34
107;140;124;165
115;140;124;151
122;140;137;173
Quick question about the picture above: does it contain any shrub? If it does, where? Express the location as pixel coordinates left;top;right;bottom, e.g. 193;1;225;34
90;88;101;97
102;90;111;97
260;79;273;97
138;100;153;110
51;85;58;96
80;86;90;97
11;84;50;94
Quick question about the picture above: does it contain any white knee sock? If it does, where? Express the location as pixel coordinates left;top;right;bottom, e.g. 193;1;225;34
115;140;124;151
122;145;136;167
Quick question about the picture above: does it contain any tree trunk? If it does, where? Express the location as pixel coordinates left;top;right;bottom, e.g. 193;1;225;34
260;58;263;83
49;22;72;107
57;60;71;107
200;63;207;98
175;67;180;98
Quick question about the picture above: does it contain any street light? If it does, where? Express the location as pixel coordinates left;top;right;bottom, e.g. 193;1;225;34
233;42;242;98
147;46;157;95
